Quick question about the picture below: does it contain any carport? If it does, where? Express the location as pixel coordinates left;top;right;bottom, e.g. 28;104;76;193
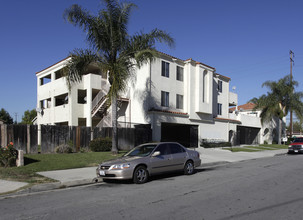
161;123;198;148
236;126;260;145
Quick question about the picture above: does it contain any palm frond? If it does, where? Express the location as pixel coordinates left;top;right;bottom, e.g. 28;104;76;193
65;49;99;90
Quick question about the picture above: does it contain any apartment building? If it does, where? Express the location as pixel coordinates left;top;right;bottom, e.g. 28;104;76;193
229;103;285;145
36;52;274;147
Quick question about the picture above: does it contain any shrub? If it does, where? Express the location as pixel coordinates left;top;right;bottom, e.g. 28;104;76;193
200;140;231;148
263;140;268;145
79;147;90;153
0;142;18;167
55;144;73;154
89;137;112;152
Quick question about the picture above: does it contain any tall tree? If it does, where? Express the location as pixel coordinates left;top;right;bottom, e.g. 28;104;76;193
21;109;37;125
251;75;303;144
287;121;303;134
64;0;174;153
0;108;13;124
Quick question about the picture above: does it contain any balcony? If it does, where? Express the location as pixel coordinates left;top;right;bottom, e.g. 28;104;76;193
229;113;261;128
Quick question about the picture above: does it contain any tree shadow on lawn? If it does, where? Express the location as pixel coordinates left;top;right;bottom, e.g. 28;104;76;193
24;157;40;166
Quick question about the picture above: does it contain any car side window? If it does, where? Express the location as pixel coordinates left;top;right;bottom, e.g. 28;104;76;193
155;144;171;155
169;143;186;154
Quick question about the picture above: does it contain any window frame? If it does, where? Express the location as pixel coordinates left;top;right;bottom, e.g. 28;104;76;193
218;80;223;93
176;66;184;81
217;103;222;115
161;91;169;107
176;94;184;109
161;61;170;78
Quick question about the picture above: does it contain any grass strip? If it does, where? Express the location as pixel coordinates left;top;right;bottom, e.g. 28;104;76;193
224;144;288;152
223;147;260;152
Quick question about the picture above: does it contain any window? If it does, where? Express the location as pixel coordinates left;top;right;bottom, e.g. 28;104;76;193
78;89;87;104
217;103;222;115
40;98;51;109
40;74;51;86
161;61;169;77
169;143;185;154
55;93;68;107
55;69;64;80
203;70;207;102
161;91;169;107
176;66;183;81
176;94;183;109
155;144;171;155
218;80;223;93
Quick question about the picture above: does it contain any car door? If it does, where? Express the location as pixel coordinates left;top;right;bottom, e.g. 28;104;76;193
149;143;173;174
169;143;188;171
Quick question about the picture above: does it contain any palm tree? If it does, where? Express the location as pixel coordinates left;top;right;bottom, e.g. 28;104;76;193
251;75;303;144
63;0;174;154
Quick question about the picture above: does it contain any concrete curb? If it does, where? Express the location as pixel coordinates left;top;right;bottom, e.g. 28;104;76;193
1;161;235;197
12;179;97;196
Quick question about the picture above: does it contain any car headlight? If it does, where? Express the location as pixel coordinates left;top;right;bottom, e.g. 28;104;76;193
111;164;131;170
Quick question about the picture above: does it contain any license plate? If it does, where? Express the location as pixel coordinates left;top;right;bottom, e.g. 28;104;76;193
99;170;105;176
295;150;298;153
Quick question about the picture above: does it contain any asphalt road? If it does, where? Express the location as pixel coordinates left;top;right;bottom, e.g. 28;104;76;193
1;154;303;220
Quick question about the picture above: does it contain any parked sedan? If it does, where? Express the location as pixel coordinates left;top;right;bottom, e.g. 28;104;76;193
288;137;303;154
96;142;201;184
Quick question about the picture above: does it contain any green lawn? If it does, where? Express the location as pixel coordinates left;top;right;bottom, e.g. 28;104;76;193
0;152;125;184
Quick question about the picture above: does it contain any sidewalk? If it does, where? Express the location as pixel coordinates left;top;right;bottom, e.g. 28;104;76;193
0;147;288;196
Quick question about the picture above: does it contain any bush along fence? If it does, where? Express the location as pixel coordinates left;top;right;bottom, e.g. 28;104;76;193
0;124;152;154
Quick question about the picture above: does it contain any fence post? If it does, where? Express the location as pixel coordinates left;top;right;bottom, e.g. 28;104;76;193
16;150;24;167
1;124;7;147
76;126;80;152
27;125;30;154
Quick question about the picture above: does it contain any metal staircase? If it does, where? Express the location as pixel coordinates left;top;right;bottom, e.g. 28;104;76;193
91;83;130;128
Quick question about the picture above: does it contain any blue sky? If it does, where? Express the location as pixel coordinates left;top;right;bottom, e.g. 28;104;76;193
1;0;303;123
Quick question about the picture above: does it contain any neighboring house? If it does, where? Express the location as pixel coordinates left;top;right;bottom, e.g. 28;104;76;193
229;103;286;144
36;52;278;147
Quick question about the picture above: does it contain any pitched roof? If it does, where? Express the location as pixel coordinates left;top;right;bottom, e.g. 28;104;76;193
148;108;188;116
36;57;70;75
229;102;256;112
215;73;231;81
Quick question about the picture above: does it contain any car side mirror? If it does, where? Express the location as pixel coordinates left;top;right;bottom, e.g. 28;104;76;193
151;151;160;157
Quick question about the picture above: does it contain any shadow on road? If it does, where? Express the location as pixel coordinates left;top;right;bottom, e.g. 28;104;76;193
93;166;223;186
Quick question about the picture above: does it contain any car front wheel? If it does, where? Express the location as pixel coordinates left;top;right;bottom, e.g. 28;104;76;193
133;166;149;184
184;160;194;175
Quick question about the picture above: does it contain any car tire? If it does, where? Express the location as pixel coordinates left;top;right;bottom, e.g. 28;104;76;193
184;160;194;175
133;166;149;184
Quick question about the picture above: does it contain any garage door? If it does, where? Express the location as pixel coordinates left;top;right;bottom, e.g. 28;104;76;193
161;123;198;148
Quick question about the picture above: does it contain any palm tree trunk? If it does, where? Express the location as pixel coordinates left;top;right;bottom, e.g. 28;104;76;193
111;96;118;154
278;118;282;145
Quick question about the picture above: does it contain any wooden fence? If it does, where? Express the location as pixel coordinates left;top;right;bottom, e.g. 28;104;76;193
0;124;152;153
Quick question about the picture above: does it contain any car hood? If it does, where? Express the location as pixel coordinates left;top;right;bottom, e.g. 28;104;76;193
100;156;144;166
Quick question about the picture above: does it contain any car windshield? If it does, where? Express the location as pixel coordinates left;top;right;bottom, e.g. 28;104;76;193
293;138;303;143
124;144;157;157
